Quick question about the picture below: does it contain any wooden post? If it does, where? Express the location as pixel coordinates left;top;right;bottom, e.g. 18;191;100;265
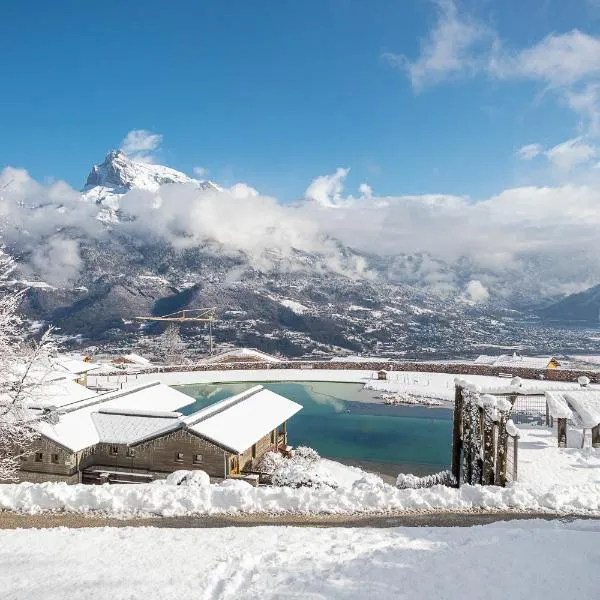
482;414;495;485
496;412;509;487
592;425;600;449
545;400;550;427
557;418;567;448
475;405;485;485
512;435;518;483
463;400;472;485
451;384;463;486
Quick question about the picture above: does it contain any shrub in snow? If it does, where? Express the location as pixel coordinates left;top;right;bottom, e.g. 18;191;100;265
292;446;320;462
396;470;456;489
257;447;336;489
164;470;210;487
257;451;287;474
578;376;590;387
380;393;443;406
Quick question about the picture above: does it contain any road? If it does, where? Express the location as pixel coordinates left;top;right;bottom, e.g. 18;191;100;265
0;510;596;529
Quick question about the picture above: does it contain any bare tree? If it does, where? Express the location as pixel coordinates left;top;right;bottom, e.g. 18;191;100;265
0;248;57;480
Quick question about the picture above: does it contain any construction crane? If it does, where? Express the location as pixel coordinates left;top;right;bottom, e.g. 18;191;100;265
134;308;217;354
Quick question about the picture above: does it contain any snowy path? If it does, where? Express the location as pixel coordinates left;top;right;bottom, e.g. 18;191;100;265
1;521;599;599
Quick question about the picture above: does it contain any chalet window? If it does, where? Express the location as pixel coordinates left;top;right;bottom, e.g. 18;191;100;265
251;444;257;459
51;454;59;464
175;452;184;462
127;448;135;458
110;446;119;455
35;452;43;462
193;454;203;464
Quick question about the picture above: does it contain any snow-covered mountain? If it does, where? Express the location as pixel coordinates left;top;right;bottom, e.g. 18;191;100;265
540;284;600;323
81;150;221;222
6;150;600;358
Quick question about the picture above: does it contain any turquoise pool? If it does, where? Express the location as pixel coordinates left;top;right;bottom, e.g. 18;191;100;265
174;381;452;477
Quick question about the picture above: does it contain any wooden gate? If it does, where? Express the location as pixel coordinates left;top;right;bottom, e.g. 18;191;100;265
451;381;519;487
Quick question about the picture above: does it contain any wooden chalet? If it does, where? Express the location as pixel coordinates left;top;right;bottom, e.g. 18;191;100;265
474;353;561;370
15;382;302;485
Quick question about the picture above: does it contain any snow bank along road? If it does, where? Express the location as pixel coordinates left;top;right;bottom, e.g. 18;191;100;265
1;520;598;600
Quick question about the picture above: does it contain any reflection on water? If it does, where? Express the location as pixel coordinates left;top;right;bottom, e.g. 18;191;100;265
175;381;453;476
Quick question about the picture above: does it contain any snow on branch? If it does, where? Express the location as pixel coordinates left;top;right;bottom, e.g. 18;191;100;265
0;247;58;479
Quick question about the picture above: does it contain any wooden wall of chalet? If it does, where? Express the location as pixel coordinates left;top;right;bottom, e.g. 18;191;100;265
17;428;282;484
238;429;278;472
77;430;230;478
18;437;79;483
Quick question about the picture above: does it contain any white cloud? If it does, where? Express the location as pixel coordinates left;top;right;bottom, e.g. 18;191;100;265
358;183;373;198
5;164;600;298
120;129;163;163
504;30;600;88
390;4;600;141
304;168;350;207
464;279;490;303
227;183;260;199
30;237;82;286
193;166;209;177
565;83;600;135
383;0;494;90
544;137;597;170
517;143;544;160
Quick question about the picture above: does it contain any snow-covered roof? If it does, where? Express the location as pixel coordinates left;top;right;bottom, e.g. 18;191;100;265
34;381;302;454
53;358;100;376
35;381;192;451
91;412;181;445
330;356;389;363
475;353;558;370
474;355;497;365
545;391;574;420
185;386;302;454
112;353;152;366
563;391;600;427
202;348;282;364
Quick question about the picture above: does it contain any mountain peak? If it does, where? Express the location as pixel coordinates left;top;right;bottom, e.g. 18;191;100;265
84;149;190;191
81;150;222;221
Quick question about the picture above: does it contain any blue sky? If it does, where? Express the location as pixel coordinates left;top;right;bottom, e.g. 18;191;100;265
2;0;600;200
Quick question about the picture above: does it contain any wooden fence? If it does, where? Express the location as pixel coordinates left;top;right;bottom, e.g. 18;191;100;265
451;381;520;487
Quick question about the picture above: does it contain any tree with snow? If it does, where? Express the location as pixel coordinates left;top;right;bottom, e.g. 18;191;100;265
158;323;187;365
0;248;57;480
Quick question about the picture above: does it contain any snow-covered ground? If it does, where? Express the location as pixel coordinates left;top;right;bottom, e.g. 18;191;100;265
87;368;377;390
364;371;595;403
2;439;600;516
89;368;594;407
1;520;598;599
518;426;600;490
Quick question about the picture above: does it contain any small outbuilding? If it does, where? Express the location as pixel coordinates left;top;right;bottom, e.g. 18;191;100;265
202;348;282;365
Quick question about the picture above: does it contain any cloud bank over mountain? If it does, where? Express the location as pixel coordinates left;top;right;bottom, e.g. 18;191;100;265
1;152;600;302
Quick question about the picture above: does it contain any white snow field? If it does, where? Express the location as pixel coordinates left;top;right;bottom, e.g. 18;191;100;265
89;367;595;405
1;520;599;600
2;442;600;515
5;368;597;518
